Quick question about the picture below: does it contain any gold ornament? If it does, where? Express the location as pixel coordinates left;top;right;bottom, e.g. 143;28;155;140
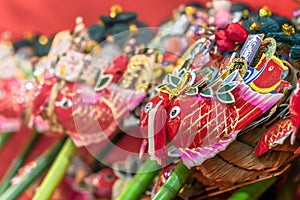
226;58;247;78
259;6;272;17
185;6;195;16
129;24;138;34
110;5;123;18
282;24;295;36
250;22;260;32
38;35;48;45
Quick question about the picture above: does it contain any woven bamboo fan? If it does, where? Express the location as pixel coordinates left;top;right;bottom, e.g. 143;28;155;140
193;120;300;198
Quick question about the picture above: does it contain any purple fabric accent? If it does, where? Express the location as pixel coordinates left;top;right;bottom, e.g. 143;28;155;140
180;131;239;168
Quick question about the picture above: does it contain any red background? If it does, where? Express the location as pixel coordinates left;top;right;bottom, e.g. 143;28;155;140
0;0;298;40
0;0;300;198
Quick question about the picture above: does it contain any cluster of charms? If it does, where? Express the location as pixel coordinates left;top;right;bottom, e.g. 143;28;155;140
1;1;300;199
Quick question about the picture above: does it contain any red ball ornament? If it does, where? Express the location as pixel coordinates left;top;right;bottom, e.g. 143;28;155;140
224;22;248;43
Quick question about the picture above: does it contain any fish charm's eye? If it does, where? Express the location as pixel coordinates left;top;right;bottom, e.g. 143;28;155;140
170;106;181;119
105;174;114;181
62;97;72;109
56;97;73;109
268;65;274;71
144;102;153;113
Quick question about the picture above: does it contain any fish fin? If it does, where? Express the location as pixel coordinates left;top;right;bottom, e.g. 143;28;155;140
233;74;283;130
255;119;295;157
179;131;239;168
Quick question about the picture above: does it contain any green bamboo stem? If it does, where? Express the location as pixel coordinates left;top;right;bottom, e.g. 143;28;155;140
33;137;77;200
0;132;11;151
0;131;40;195
228;177;278;200
0;137;67;200
118;158;160;200
152;161;194;200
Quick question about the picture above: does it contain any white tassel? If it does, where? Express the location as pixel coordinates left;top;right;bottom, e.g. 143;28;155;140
147;100;163;160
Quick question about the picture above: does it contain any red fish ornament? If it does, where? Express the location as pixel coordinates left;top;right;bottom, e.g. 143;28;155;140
290;78;300;143
247;54;289;94
240;36;291;94
31;17;147;146
255;118;295;157
32;73;145;146
254;77;300;157
0;38;35;133
0;79;35;133
141;66;283;168
84;168;118;198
